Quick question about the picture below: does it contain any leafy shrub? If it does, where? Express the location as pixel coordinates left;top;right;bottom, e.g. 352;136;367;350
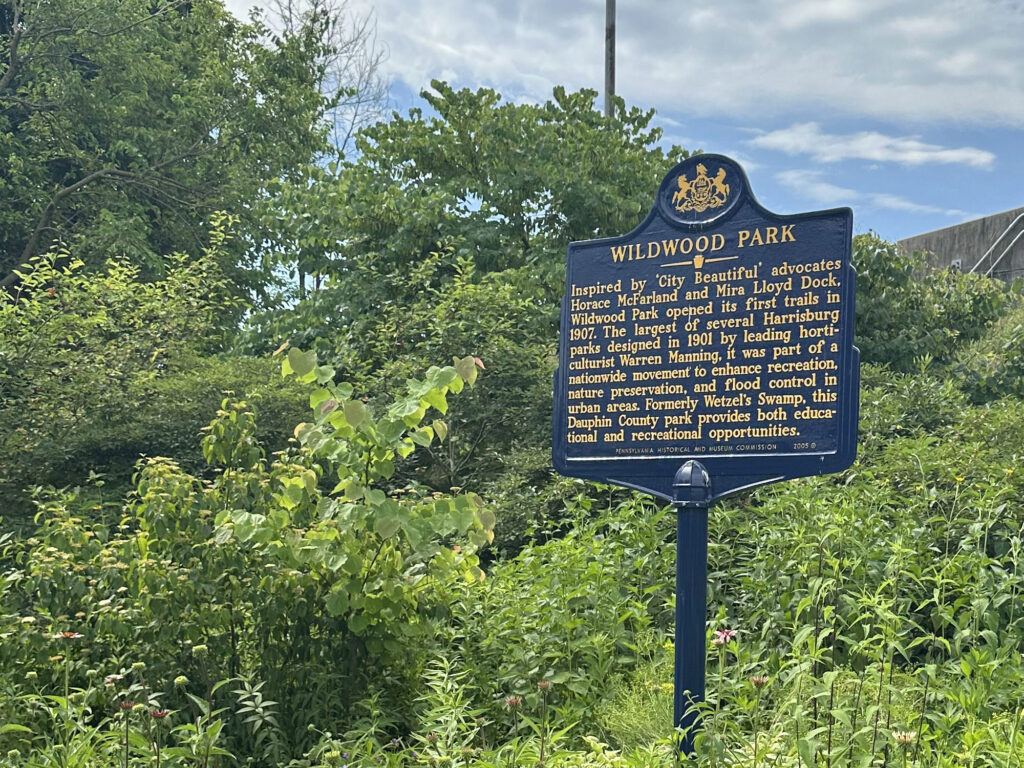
857;364;968;450
0;350;493;760
0;218;307;513
446;492;674;729
853;234;1008;370
956;298;1024;402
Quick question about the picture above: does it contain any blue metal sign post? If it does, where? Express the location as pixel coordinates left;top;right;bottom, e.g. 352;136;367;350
672;461;710;753
551;155;859;754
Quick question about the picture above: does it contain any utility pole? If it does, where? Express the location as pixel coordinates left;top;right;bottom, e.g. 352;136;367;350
605;0;615;118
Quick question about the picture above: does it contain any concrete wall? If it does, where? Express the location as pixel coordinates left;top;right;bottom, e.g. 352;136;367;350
897;206;1024;281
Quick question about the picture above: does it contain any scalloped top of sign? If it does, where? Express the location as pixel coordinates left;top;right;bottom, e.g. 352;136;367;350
656;154;748;227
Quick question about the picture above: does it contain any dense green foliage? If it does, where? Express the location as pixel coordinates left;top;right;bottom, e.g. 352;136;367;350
1;0;330;292
851;234;1008;371
0;216;306;514
1;352;492;758
3;4;1024;765
2;326;1023;767
240;83;692;551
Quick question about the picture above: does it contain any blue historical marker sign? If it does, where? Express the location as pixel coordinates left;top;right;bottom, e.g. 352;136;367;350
552;154;859;753
553;154;859;501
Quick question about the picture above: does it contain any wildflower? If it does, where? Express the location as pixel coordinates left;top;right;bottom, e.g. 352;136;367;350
131;661;146;672
892;731;916;745
173;675;189;687
750;675;770;688
954;476;965;483
55;631;84;640
26;672;37;680
119;701;135;711
191;645;208;657
104;674;124;687
712;629;737;646
150;709;170;719
425;733;439;743
504;695;523;709
537;680;551;691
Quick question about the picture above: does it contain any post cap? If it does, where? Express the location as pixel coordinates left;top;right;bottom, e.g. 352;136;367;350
672;460;711;508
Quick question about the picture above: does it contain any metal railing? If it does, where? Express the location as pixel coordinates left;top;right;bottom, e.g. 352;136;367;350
969;212;1024;277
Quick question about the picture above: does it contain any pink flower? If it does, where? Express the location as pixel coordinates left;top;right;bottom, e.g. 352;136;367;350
712;629;737;646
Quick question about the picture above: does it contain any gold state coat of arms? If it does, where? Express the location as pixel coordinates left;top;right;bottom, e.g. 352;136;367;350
672;163;730;213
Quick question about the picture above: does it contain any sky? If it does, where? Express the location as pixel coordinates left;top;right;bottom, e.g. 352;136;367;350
227;0;1024;243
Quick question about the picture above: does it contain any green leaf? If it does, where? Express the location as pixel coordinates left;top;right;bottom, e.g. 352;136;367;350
453;507;476;532
402;519;430;550
0;724;33;734
453;355;478;386
325;586;349;616
322;551;347;572
410;427;433;446
349;612;370;634
287;347;317;378
432;419;448;442
479;508;496;532
342;552;363;575
344;399;367;428
422;388;448;414
212;526;233;545
374;516;401;539
797;739;816;768
549;670;571;684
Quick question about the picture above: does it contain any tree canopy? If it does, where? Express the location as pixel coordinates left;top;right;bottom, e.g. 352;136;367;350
0;0;332;294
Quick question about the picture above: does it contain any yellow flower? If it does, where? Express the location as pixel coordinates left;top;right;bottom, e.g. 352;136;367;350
954;476;965;483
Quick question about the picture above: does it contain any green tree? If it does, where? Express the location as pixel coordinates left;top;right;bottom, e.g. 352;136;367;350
243;83;690;545
0;215;306;513
0;0;330;294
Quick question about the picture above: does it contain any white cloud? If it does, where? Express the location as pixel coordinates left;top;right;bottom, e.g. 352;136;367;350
775;170;857;205
777;170;970;217
225;0;1024;129
750;123;996;168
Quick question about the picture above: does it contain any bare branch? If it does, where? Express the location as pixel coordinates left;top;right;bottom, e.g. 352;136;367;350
267;0;389;156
